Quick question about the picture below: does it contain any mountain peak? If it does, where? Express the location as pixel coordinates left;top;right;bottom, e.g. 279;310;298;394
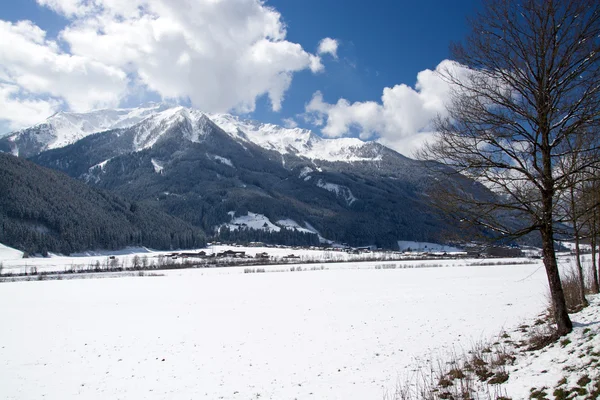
1;104;385;162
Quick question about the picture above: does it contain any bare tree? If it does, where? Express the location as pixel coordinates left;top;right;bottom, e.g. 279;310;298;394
563;173;589;308
421;0;600;335
132;255;141;269
582;176;600;294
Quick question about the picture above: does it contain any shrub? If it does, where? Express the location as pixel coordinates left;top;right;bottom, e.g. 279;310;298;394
559;269;586;313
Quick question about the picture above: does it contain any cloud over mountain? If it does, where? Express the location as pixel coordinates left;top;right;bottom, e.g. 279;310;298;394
304;60;469;156
0;0;329;130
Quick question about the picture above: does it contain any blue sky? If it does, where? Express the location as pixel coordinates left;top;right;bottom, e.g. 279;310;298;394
269;0;478;111
0;0;479;155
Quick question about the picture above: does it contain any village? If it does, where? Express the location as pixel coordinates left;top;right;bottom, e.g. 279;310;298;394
163;241;527;263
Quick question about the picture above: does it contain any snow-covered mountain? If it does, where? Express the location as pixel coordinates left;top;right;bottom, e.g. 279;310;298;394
0;104;382;162
0;103;173;157
2;102;494;249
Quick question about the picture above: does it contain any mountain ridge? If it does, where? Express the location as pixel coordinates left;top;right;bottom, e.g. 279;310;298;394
1;103;389;163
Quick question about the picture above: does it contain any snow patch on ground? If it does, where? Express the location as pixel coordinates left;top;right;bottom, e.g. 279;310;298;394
0;242;23;260
150;159;164;174
210;154;234;167
276;219;316;234
299;167;312;179
316;179;357;205
224;212;281;232
89;159;110;171
303;222;333;244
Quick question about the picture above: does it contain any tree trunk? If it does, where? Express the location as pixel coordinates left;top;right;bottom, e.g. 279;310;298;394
573;237;588;307
570;186;588;307
591;206;600;294
541;219;573;336
596;205;600;294
592;233;599;294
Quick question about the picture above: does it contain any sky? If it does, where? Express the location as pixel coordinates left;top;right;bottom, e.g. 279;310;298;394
0;0;480;156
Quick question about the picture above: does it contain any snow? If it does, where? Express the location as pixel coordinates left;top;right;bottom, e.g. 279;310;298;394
397;241;462;252
0;260;550;400
0;242;23;260
211;154;234;167
316;179;357;205
0;244;523;275
275;219;316;234
207;113;381;162
298;166;313;179
503;294;600;399
8;104;385;163
69;247;153;257
557;240;592;252
130;107;209;151
9;103;172;152
303;222;333;244
224;212;281;232
90;159;110;171
150;159;164;173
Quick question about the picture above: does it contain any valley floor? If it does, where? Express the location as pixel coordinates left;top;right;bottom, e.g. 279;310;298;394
0;258;552;399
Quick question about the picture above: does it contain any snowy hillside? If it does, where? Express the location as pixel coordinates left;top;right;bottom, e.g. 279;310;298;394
0;242;23;260
222;212;327;239
224;211;282;232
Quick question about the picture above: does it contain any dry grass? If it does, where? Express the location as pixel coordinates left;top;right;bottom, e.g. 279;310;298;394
384;337;517;400
560;269;587;313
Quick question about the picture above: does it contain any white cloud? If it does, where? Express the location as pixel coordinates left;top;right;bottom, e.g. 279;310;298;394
0;0;330;132
317;38;338;59
0;84;61;130
304;60;468;156
35;0;91;17
45;0;325;113
281;117;298;129
0;20;127;117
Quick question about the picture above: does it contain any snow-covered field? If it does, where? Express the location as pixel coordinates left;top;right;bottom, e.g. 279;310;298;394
0;258;550;400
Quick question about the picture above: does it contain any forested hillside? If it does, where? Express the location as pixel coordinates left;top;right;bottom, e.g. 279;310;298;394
0;153;205;255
